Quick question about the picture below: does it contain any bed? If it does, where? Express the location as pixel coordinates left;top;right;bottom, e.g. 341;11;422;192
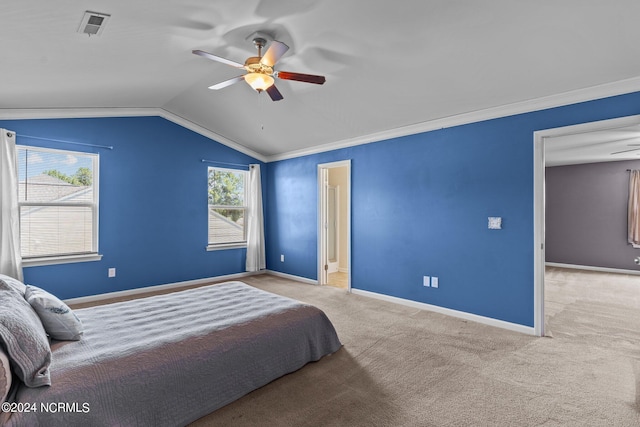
0;278;342;427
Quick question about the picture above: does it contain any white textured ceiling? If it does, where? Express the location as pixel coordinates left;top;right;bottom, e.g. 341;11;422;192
546;123;640;167
3;1;640;160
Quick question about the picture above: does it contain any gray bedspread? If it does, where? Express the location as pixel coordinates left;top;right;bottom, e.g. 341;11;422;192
4;281;341;427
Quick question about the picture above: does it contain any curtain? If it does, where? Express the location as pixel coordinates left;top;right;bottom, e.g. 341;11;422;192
0;129;23;280
629;170;640;248
246;164;266;272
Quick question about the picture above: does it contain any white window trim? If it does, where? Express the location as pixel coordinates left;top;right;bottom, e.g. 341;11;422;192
207;166;248;250
22;253;103;267
206;242;246;251
17;145;100;265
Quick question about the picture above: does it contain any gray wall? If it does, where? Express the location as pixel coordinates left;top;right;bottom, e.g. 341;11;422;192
546;159;640;270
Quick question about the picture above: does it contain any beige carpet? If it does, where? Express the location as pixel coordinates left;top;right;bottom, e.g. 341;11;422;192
73;269;640;426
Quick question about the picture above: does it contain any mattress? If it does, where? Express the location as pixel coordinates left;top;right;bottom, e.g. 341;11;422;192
3;281;341;426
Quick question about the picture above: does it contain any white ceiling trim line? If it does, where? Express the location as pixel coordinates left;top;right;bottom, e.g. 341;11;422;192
3;73;640;165
266;75;640;162
0;107;267;163
157;109;268;162
0;107;159;120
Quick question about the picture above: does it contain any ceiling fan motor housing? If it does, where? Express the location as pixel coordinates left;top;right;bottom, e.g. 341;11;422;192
244;57;273;76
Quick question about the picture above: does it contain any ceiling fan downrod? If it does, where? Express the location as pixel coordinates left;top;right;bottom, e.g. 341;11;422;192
253;37;267;58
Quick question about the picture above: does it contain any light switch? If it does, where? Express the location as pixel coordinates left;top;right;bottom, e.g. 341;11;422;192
488;217;502;230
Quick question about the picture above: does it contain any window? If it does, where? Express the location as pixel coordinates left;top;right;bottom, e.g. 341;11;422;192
207;167;247;249
17;146;99;263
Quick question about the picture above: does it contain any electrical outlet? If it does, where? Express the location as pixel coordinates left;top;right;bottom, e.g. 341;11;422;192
423;276;430;287
280;254;285;262
431;277;439;288
108;268;116;278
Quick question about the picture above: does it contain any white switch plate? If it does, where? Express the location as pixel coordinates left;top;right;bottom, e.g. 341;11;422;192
280;254;285;262
108;268;116;278
423;276;430;287
431;277;439;288
488;217;502;229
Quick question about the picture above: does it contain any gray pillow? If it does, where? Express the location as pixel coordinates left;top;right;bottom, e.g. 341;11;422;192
0;347;11;403
0;274;26;296
0;281;51;387
25;285;83;341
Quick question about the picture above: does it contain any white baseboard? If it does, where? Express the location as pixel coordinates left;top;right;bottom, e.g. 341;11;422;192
546;262;640;276
338;267;349;273
264;270;318;285
64;271;260;305
65;270;533;335
350;289;535;335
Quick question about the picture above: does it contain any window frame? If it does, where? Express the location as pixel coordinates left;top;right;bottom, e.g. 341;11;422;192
206;166;248;251
17;145;102;266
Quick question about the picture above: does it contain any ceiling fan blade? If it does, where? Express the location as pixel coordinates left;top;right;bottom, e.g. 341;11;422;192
277;71;326;85
266;84;284;101
260;41;289;67
192;49;245;68
208;75;245;90
610;147;640;155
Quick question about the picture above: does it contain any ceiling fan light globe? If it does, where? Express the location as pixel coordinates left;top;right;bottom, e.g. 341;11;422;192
245;73;274;92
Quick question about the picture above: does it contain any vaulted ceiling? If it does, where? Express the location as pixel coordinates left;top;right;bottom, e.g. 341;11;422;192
4;1;640;162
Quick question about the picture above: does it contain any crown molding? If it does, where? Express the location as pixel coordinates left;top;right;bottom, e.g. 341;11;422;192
265;76;640;162
3;75;640;165
0;106;268;163
156;109;267;162
0;107;159;120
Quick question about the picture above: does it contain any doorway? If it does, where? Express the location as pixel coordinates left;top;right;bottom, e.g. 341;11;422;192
326;185;339;274
533;114;640;336
318;160;351;290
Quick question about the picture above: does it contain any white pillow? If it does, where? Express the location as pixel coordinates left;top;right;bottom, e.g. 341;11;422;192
25;285;83;341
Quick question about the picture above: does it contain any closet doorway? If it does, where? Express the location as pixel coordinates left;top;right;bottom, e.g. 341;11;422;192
318;160;351;290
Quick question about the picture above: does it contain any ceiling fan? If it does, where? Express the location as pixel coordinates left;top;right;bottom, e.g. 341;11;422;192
193;37;326;101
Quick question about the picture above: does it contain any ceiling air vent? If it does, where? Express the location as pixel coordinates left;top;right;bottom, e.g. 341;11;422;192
78;11;110;36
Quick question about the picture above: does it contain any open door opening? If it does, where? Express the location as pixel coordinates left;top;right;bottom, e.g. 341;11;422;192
534;114;640;337
318;160;351;291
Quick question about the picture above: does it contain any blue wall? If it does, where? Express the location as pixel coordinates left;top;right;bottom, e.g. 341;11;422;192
266;91;640;327
0;116;264;299
6;91;640;326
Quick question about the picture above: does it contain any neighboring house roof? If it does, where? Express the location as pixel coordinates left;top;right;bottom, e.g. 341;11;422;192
208;209;244;244
19;174;93;258
19;174;91;203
